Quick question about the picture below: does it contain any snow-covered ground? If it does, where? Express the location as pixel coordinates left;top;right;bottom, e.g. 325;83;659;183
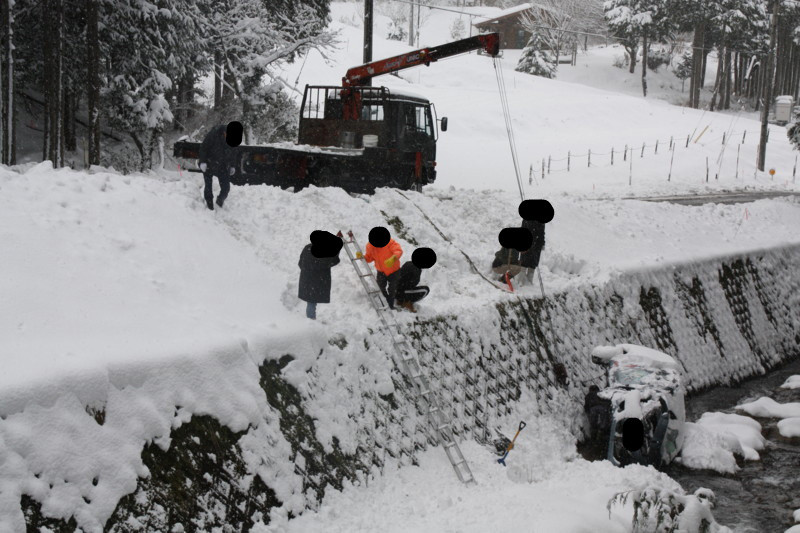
281;3;800;197
2;2;800;531
257;417;686;533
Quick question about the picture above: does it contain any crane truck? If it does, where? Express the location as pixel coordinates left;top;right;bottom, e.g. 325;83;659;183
173;33;500;193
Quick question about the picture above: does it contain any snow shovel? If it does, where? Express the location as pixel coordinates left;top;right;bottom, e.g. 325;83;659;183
497;421;526;466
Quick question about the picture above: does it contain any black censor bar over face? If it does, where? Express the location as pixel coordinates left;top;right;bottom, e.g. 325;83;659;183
310;230;343;258
412;248;436;269
368;226;391;248
226;121;243;147
519;199;554;223
498;227;532;252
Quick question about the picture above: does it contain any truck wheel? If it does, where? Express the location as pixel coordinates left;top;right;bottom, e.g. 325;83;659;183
315;167;335;188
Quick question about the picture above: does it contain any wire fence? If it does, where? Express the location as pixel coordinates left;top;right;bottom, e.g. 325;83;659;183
527;128;799;186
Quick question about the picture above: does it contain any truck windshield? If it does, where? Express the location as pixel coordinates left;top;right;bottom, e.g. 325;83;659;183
404;104;434;138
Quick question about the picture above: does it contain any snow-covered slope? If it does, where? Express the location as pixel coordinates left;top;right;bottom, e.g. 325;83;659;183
281;3;800;197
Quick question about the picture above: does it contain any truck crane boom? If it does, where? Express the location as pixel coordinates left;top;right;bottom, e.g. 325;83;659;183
342;32;500;87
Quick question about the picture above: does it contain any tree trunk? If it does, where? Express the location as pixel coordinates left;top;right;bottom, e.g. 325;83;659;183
1;0;14;165
723;49;732;109
641;31;648;97
690;21;705;108
627;44;637;74
701;50;709;87
43;0;64;167
408;2;414;46
709;46;724;111
63;85;76;152
213;49;223;110
86;0;100;166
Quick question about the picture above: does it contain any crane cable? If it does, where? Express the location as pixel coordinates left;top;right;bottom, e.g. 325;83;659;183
492;56;567;382
492;56;531;201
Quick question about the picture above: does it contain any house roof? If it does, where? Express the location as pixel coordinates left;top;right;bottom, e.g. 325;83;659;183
473;2;555;27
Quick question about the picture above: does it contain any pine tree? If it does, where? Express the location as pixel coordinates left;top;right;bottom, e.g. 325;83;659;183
674;51;692;92
515;33;556;79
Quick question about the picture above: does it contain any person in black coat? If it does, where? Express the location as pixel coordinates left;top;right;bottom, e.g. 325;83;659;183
298;236;341;320
198;124;237;210
394;262;429;312
518;218;545;284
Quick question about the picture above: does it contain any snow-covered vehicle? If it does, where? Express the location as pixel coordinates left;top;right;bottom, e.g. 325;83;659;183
590;344;686;468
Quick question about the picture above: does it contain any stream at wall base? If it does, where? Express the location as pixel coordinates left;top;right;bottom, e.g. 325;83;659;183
578;356;800;533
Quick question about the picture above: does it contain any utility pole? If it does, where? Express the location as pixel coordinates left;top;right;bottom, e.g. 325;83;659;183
758;0;779;171
408;1;415;47
364;0;373;64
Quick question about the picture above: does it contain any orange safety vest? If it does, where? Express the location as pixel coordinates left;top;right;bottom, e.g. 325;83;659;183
364;239;403;275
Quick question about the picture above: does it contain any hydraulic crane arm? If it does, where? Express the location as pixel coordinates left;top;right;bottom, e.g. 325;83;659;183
343;32;500;87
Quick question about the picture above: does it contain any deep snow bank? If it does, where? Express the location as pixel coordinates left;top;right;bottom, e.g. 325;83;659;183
2;164;800;531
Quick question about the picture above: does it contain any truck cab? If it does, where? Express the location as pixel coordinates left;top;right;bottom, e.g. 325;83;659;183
298;85;440;189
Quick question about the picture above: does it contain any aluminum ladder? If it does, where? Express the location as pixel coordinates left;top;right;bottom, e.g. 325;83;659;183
337;230;476;485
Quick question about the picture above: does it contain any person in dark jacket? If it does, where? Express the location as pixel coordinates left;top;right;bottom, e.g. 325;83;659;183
584;384;611;443
518;218;545;284
491;247;522;283
198;124;237;210
395;261;429;312
298;233;341;320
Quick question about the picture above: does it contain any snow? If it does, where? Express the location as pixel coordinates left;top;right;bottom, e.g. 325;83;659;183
676;422;743;474
255;417;683;533
781;375;800;390
285;5;800;198
676;411;766;472
1;2;799;530
591;343;680;370
735;397;800;419
777;418;800;438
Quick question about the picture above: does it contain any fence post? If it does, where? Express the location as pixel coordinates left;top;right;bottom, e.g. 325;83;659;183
686;134;690;148
742;131;746;144
541;159;545;181
722;132;726;145
706;157;709;182
793;155;797;181
629;150;633;186
624;144;628;161
529;164;533;185
655;139;659;154
588;149;591;167
668;145;675;181
568;151;571;172
736;144;741;179
611;147;615;166
641;142;645;158
548;155;551;174
669;136;673;150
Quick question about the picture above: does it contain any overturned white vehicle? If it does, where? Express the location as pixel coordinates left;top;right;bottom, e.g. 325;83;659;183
590;344;686;468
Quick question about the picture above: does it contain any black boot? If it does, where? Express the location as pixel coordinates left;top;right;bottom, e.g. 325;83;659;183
205;197;214;210
216;197;225;208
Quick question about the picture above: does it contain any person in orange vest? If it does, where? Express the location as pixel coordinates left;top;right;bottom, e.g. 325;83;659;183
357;226;403;309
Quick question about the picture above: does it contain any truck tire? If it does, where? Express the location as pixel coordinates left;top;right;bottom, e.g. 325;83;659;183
315;167;335;188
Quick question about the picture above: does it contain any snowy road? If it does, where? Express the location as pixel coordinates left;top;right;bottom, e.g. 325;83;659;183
625;191;800;206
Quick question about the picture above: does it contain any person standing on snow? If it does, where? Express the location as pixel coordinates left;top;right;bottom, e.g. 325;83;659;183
518;218;545;285
298;231;342;320
517;199;553;285
358;227;403;309
198;122;240;210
